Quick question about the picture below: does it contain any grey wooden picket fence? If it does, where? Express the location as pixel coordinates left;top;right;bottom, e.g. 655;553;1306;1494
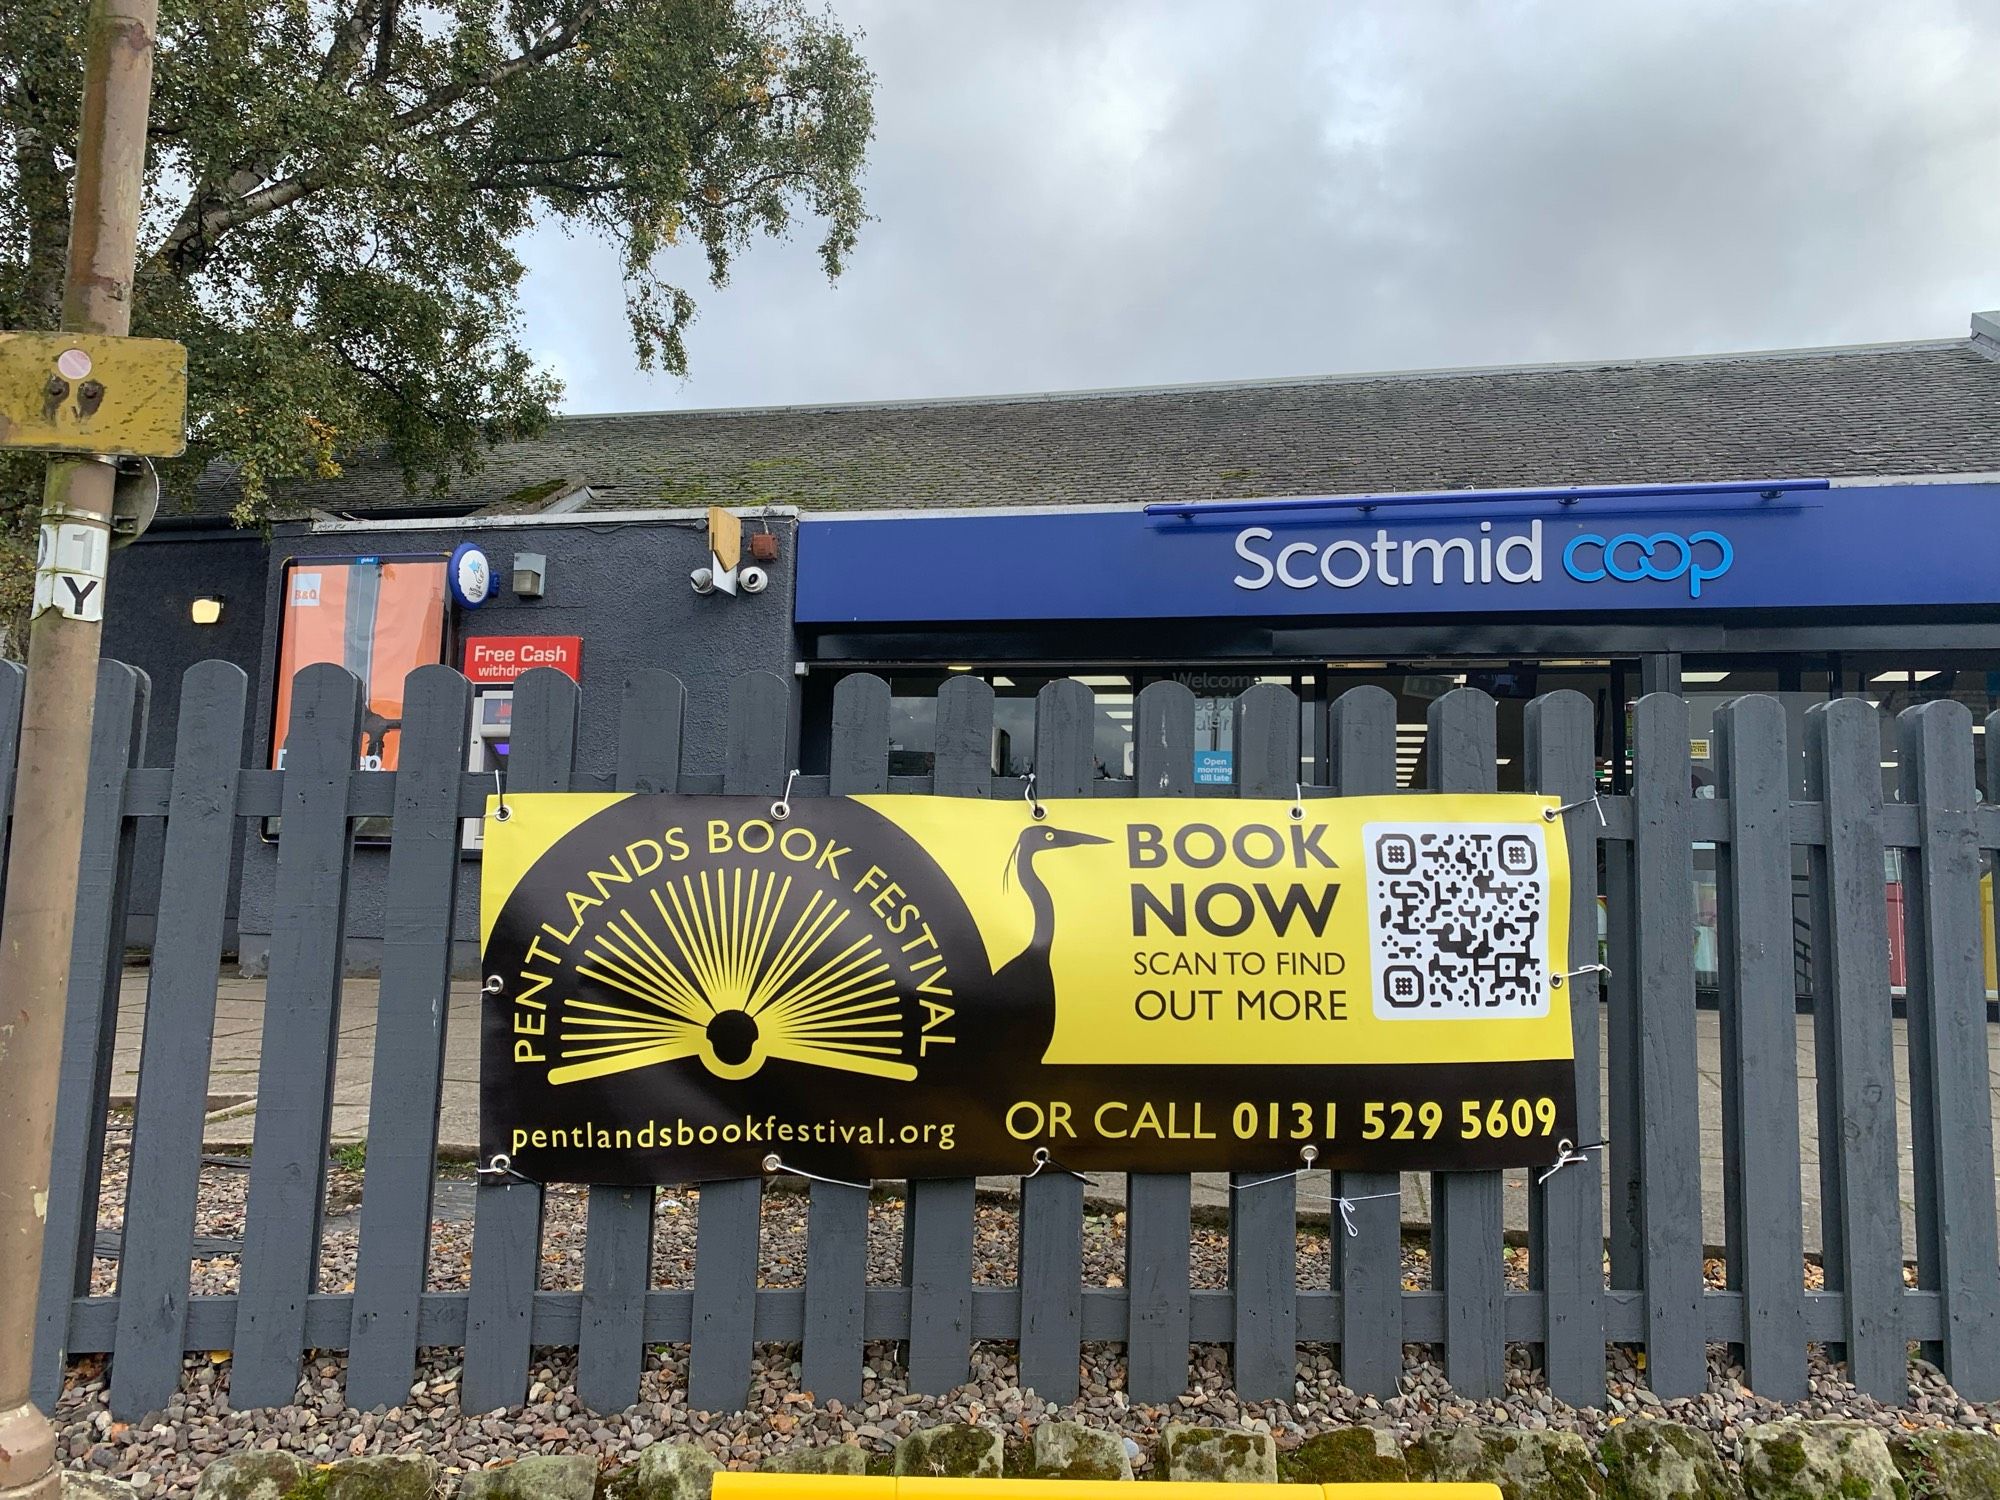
20;659;2000;1423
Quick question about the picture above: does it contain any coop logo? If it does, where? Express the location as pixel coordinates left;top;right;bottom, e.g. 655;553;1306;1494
1561;530;1733;598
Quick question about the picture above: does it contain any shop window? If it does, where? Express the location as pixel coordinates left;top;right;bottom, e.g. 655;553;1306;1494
888;684;939;776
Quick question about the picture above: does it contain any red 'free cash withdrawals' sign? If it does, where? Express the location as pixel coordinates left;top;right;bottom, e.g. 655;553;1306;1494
463;635;582;685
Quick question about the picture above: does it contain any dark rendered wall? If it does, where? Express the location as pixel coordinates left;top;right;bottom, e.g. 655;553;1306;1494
101;526;272;944
236;511;799;974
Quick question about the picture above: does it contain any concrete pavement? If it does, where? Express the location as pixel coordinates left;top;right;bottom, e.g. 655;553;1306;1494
103;967;1998;1254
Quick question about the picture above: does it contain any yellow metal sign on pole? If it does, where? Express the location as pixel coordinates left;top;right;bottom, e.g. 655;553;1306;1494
0;330;187;458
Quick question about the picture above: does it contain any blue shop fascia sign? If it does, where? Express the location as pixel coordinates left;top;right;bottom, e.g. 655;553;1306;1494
796;480;2000;624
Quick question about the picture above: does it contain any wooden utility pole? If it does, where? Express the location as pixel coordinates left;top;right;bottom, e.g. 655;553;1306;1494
0;5;160;1495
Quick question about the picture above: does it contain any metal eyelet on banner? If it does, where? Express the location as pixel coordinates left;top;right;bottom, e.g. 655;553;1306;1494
476;1152;536;1185
1542;792;1604;825
770;768;799;821
1536;1138;1604;1185
1024;770;1046;821
1026;1146;1086;1181
762;1153;869;1191
491;766;511;822
1291;782;1308;822
482;974;504;995
1550;962;1611;990
1231;1143;1321;1191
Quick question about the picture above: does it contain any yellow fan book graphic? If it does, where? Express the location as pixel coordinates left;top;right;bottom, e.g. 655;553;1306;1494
556;866;914;1085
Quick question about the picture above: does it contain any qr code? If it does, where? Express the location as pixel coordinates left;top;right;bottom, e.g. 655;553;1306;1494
1364;822;1550;1018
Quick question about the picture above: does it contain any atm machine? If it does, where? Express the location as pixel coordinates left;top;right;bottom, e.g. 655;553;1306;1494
463;687;513;851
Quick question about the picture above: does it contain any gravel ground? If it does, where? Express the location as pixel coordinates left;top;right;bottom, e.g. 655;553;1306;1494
55;1136;1997;1499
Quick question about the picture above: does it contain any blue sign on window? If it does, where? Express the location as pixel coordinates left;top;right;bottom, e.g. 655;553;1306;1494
1193;750;1233;785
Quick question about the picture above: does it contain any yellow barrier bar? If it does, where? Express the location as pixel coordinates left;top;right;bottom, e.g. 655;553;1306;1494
714;1473;1502;1499
715;1477;894;1500
899;1485;1314;1500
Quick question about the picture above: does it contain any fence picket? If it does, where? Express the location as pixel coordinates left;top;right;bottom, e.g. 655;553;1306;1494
1712;696;1807;1400
799;673;890;1404
1225;683;1301;1402
688;672;789;1412
1805;698;1906;1400
106;663;249;1420
232;665;365;1407
574;670;686;1415
1427;688;1505;1399
1898;702;2000;1395
1015;678;1092;1404
33;662;149;1411
1628;694;1704;1398
1524;689;1606;1406
1600;843;1643;1293
464;667;579;1413
346;668;475;1410
1326;685;1402;1396
901;676;992;1392
1123;681;1198;1403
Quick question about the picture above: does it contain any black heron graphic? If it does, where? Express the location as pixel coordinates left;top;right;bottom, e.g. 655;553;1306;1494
987;822;1111;1070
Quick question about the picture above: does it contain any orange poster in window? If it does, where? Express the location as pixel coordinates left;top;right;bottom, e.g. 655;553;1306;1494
272;556;447;771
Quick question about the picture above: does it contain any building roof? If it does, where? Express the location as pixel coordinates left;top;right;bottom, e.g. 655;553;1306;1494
189;328;2000;523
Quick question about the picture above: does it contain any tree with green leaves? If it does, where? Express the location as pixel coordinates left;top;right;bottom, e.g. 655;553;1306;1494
0;0;873;624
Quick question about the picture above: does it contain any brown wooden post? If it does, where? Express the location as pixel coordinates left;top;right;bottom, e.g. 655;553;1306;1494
0;5;159;1494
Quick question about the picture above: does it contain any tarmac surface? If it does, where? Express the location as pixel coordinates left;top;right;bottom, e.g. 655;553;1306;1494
104;968;1998;1253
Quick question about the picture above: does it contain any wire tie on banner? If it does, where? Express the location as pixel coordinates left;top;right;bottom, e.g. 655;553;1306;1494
1230;1144;1321;1192
1550;962;1611;990
1026;1146;1086;1181
1025;770;1046;821
771;768;800;822
476;1152;536;1186
1536;1138;1606;1185
761;1153;869;1191
482;974;504;995
1231;1148;1400;1238
491;766;511;822
1542;792;1605;825
1291;783;1308;822
1330;1188;1402;1239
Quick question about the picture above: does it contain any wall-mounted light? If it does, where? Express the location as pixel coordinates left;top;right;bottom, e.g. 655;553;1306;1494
191;596;224;625
512;552;547;599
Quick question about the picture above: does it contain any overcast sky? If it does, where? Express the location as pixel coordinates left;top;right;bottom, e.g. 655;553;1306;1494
515;0;2000;415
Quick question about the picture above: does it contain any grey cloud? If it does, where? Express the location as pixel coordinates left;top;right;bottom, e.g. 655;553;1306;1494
516;0;2000;413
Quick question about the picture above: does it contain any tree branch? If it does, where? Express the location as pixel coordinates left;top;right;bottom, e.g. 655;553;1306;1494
390;1;603;134
469;172;630;195
320;2;388;88
157;165;334;273
152;2;601;274
371;0;401;84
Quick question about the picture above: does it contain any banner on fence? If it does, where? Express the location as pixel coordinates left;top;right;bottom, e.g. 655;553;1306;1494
480;793;1576;1183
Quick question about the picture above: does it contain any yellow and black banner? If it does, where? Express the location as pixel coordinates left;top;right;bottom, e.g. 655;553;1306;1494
480;794;1577;1183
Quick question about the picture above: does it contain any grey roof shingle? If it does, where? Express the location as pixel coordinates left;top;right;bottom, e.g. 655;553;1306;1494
188;337;2000;522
